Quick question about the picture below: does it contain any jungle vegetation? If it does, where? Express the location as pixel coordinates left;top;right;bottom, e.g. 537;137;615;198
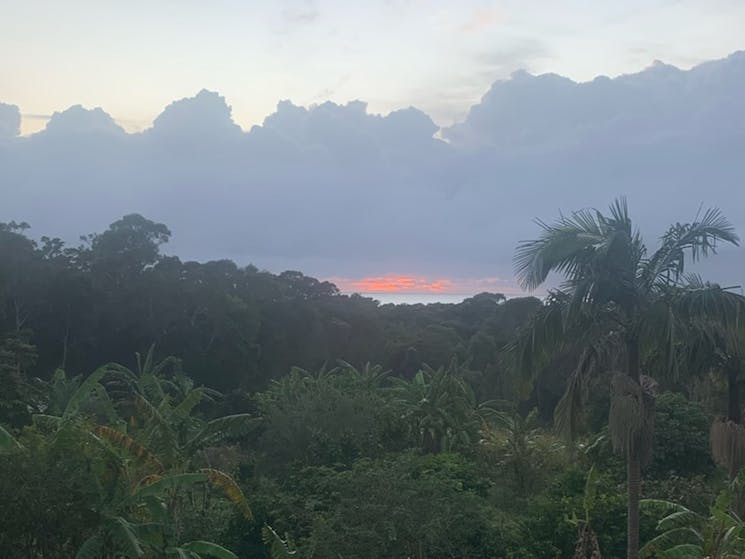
2;200;745;558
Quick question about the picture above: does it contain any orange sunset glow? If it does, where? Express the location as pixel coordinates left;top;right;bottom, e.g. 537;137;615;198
328;275;526;295
347;275;454;293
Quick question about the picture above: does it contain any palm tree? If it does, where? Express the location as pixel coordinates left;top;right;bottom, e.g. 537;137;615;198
513;198;739;559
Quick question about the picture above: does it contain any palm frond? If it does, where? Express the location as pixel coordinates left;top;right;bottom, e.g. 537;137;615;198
608;373;655;463
507;291;569;380
554;361;589;441
642;207;739;289
514;209;606;291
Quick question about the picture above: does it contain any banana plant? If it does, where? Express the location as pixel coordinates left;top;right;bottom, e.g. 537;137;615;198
32;366;118;433
76;400;254;558
0;424;21;452
566;466;602;559
101;347;258;470
75;470;244;558
389;359;500;453
262;525;297;559
641;476;745;559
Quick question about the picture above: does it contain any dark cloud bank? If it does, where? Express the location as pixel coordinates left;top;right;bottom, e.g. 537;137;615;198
2;51;745;289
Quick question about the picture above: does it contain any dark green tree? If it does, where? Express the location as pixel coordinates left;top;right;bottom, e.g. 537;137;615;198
513;199;738;559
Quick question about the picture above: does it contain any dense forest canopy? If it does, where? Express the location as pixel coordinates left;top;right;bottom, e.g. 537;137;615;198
0;214;541;398
2;205;745;559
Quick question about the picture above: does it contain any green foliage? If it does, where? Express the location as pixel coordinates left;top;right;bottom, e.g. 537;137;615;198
0;424;20;451
0;217;540;392
263;452;524;558
2;211;744;558
641;476;745;559
480;408;567;499
0;427;101;557
177;540;240;559
388;360;496;454
255;363;402;469
522;466;658;558
649;392;714;478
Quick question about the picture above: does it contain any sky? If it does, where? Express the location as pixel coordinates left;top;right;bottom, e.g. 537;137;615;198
3;0;745;134
2;1;745;299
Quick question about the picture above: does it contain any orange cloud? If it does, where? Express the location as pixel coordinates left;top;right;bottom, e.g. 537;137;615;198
343;274;454;293
327;274;528;295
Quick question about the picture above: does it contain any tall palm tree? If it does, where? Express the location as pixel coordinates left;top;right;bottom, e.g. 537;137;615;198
513;198;739;559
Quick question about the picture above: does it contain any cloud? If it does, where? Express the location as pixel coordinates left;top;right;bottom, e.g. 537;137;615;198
460;6;503;33
332;275;455;293
406;38;552;128
474;39;551;74
147;89;242;145
1;51;744;293
282;0;320;23
330;274;527;295
0;103;21;140
444;51;745;151
40;105;126;138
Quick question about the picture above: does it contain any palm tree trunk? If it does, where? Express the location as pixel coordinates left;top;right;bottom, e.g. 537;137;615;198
627;444;641;559
727;369;741;424
626;335;641;559
627;337;640;383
